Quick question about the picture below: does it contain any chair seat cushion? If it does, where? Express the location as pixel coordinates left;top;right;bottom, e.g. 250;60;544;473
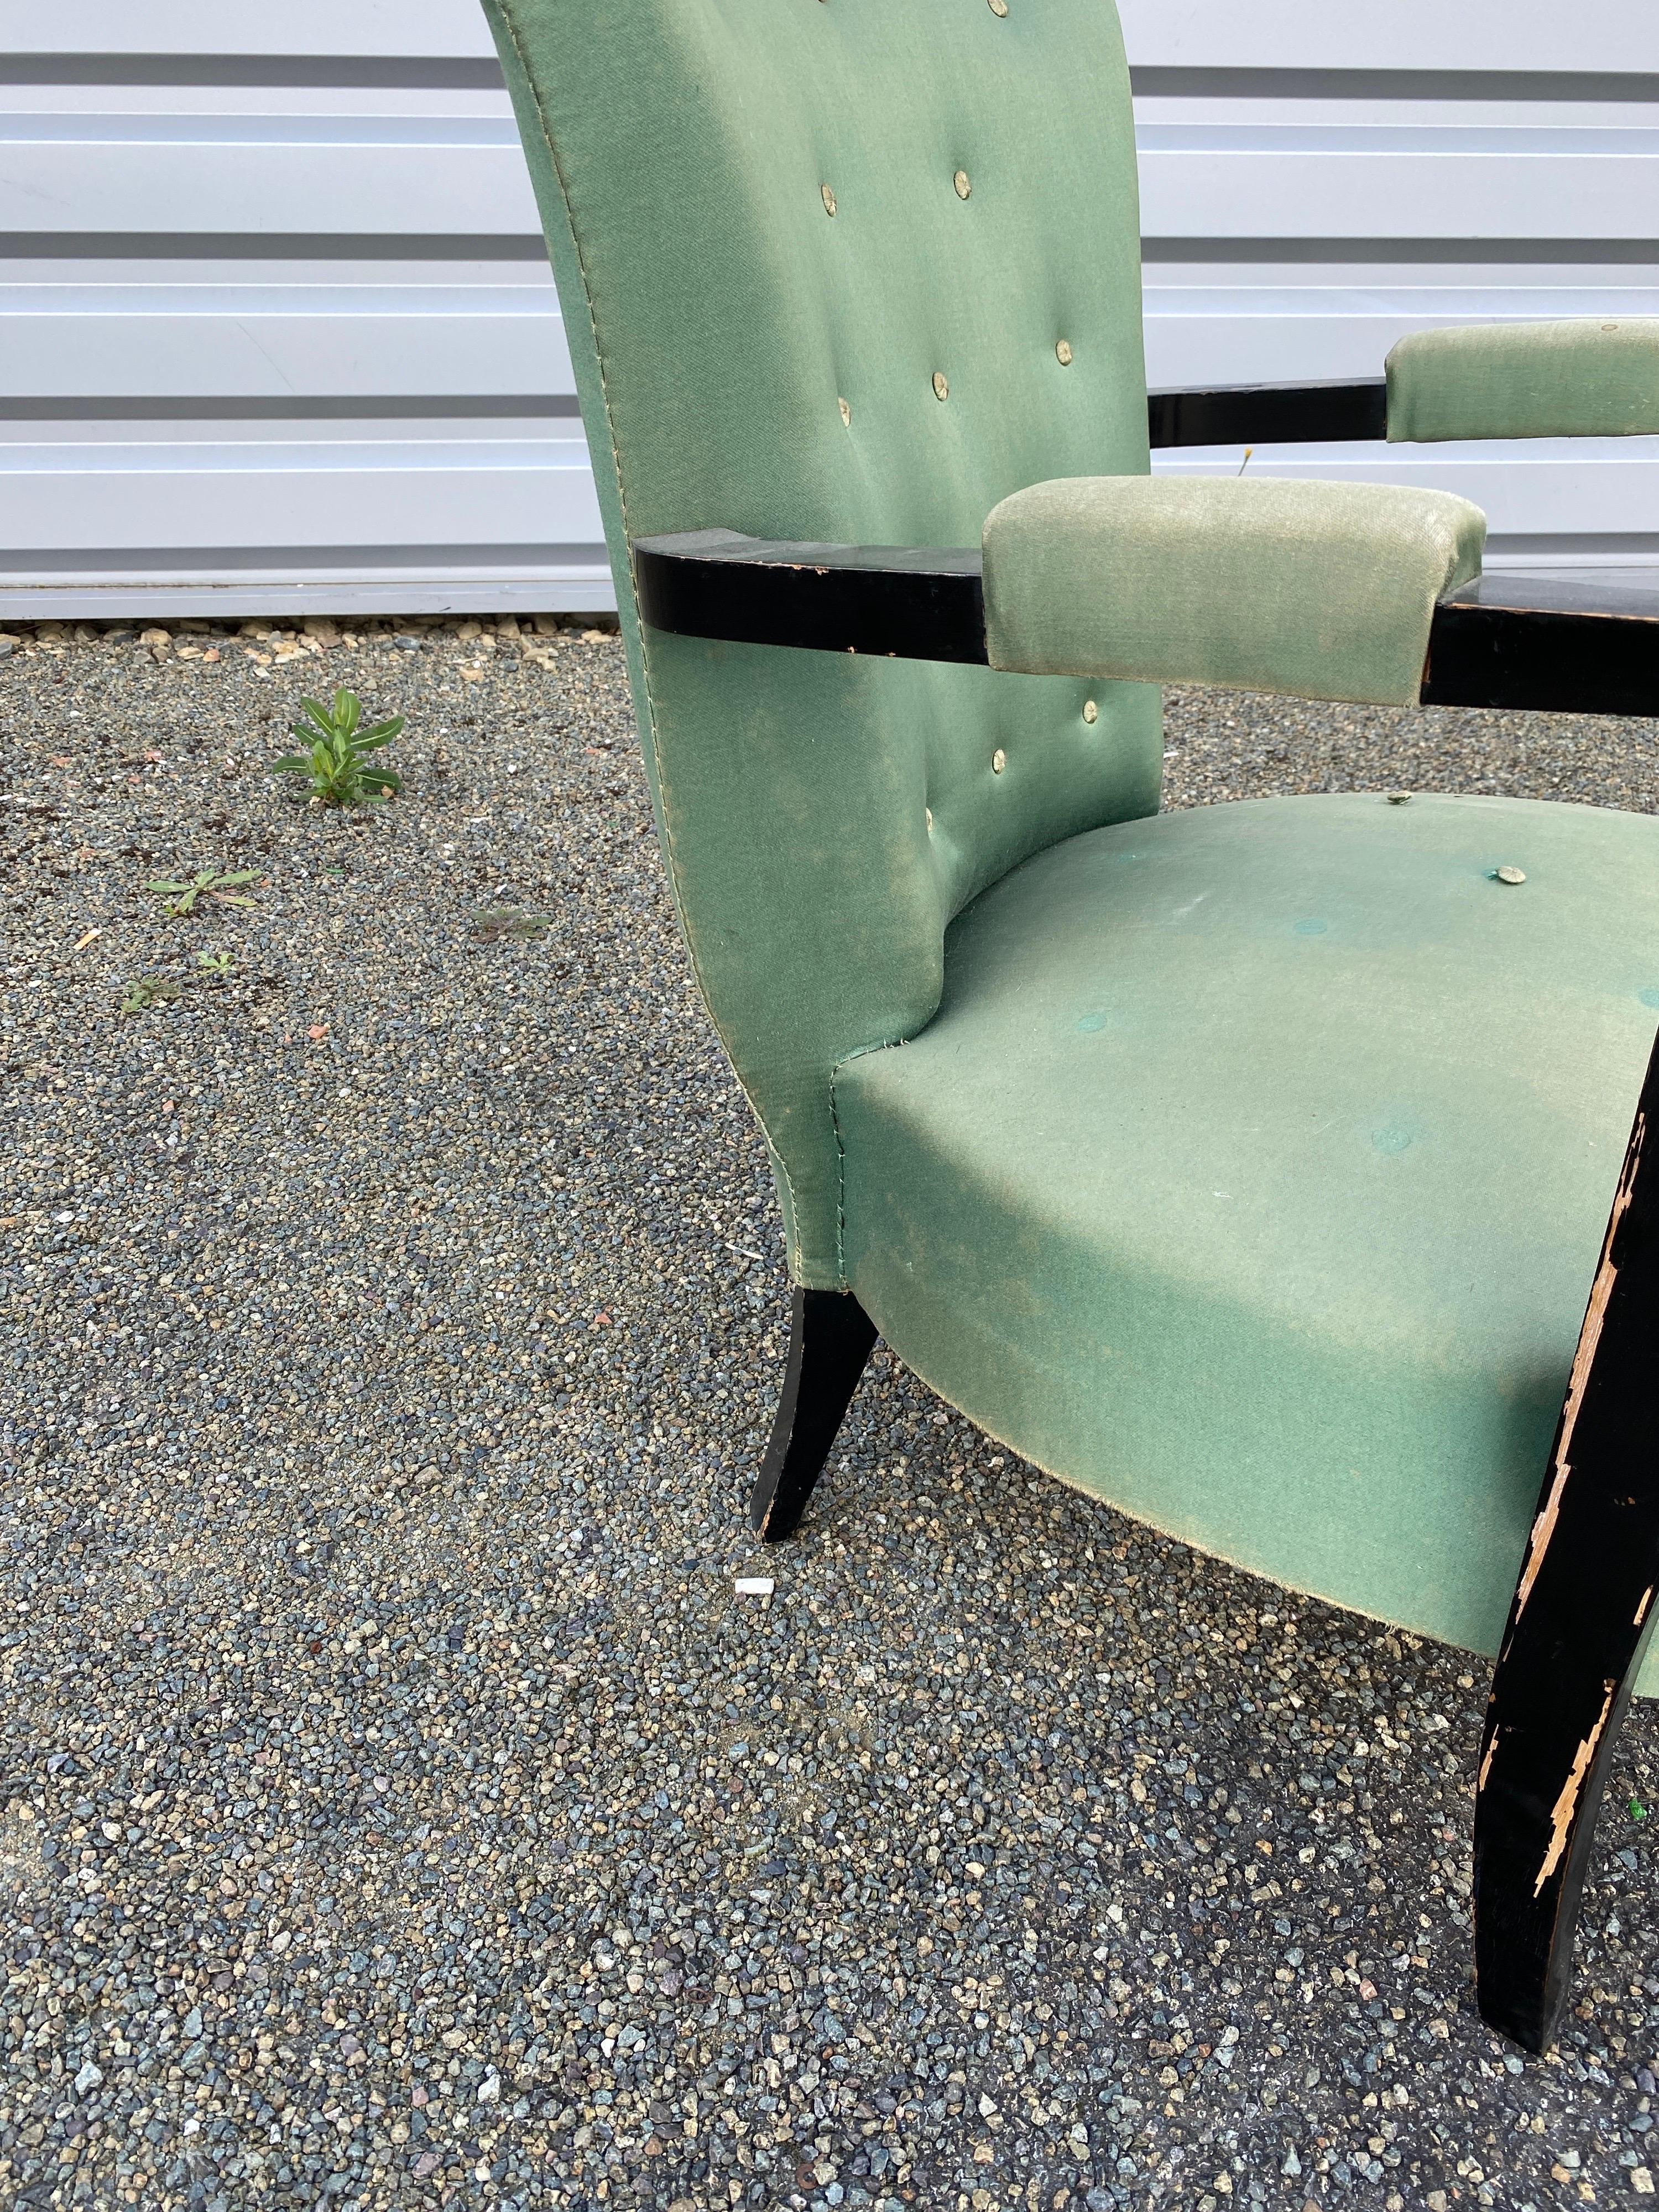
835;792;1659;1684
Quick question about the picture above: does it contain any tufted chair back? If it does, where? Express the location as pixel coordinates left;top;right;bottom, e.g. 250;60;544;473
484;0;1163;1285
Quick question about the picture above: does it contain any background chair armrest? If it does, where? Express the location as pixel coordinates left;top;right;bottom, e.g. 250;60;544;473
1152;319;1659;448
1387;319;1659;443
632;531;1659;718
983;475;1484;707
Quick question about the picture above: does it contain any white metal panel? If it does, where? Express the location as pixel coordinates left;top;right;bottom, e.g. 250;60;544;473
0;4;496;59
1114;0;1659;75
29;111;1657;253
0;87;520;119
0;5;600;619
0;282;571;399
3;427;600;549
2;0;1657;618
0;117;538;237
1138;126;1659;242
20;0;1652;74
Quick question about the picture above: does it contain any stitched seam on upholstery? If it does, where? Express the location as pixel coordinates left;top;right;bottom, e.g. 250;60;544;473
828;1037;907;1291
827;1064;849;1291
496;6;811;1273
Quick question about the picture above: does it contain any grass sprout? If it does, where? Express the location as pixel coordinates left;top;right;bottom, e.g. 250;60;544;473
471;906;552;943
273;689;404;806
120;978;183;1015
146;868;259;917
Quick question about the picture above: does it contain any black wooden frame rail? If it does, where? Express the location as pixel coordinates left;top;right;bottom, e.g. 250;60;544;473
634;529;1659;721
1148;376;1387;447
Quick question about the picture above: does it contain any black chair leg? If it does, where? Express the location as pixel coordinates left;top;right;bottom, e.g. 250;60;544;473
749;1287;878;1541
1474;1031;1659;2053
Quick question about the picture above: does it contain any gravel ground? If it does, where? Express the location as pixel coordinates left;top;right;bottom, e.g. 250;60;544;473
4;615;1659;2212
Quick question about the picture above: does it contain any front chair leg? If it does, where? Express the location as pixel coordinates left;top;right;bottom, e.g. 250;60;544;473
749;1288;878;1541
1475;1034;1659;2052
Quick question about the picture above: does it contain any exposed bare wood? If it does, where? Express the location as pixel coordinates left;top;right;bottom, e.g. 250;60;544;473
1536;1681;1615;1895
1514;1114;1645;1618
1474;1035;1659;2052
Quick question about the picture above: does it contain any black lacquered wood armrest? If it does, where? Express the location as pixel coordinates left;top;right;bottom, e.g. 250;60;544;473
1424;573;1659;714
634;528;989;664
634;530;1659;719
1147;379;1387;448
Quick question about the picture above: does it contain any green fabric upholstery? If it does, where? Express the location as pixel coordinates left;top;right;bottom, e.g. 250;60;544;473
486;0;1659;1681
835;792;1659;1682
982;475;1485;707
1387;318;1659;443
483;0;1162;1285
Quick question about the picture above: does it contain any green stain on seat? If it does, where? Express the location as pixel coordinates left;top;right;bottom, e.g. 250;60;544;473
1372;1124;1419;1156
1077;1012;1109;1034
1294;918;1329;937
1639;988;1659;1010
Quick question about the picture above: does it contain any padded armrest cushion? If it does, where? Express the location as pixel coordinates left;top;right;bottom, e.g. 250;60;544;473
1387;319;1659;444
982;475;1485;708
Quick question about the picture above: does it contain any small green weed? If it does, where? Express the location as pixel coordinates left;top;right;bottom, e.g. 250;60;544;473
273;689;403;806
195;950;236;979
146;867;259;917
471;905;552;943
120;977;183;1015
1632;1797;1648;1822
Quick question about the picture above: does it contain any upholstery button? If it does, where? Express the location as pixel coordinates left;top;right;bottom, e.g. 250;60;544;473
992;749;1006;774
1082;698;1098;724
1495;865;1527;885
1056;338;1073;366
838;397;852;427
821;184;837;216
1387;791;1411;804
954;169;972;199
988;0;1008;15
925;807;935;832
932;371;950;401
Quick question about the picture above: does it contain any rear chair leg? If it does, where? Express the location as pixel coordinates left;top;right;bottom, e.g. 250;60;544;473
749;1288;878;1541
1475;1032;1659;2052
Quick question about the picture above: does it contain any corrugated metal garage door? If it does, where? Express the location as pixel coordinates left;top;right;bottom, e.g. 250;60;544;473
0;1;598;621
1130;1;1659;597
3;1;1657;619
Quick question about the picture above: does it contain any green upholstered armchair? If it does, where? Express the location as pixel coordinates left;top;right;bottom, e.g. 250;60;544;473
482;0;1659;2053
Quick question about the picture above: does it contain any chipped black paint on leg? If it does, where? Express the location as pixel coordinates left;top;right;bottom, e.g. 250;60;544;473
749;1288;878;1542
1474;1030;1659;2053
